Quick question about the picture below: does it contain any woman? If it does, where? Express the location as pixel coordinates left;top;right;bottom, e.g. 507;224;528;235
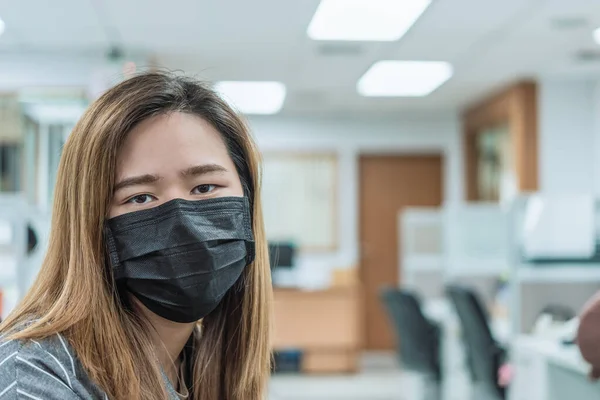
0;72;272;399
578;291;600;380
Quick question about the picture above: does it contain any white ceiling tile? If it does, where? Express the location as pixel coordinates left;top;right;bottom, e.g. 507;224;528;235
0;0;108;50
101;0;320;53
1;0;600;114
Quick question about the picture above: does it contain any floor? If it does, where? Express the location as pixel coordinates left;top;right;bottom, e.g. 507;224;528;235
269;371;412;400
268;353;445;400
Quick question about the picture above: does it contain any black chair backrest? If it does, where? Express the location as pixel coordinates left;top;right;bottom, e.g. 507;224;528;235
380;287;440;377
445;284;502;387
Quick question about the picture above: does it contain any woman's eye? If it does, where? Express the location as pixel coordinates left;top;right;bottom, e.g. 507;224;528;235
193;184;216;195
126;194;156;204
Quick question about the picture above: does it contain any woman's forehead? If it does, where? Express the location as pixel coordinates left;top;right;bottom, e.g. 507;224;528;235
115;112;234;178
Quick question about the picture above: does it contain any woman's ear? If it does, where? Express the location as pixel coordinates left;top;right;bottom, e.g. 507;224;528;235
577;292;600;370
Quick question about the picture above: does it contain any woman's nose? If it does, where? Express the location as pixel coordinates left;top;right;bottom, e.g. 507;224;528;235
161;187;196;203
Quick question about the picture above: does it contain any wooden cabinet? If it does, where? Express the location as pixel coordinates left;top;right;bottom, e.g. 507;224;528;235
273;287;362;373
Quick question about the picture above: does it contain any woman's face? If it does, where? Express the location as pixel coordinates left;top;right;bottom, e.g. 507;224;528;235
109;112;244;218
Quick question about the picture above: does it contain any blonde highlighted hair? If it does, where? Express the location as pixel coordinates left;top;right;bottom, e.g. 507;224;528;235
0;72;272;400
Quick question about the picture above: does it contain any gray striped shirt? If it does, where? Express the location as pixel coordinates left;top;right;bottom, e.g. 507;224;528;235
0;333;182;399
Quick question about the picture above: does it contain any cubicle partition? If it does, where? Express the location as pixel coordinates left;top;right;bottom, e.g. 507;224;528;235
402;196;600;399
444;203;510;278
508;194;600;400
0;102;75;319
508;194;600;336
22;207;51;293
400;203;510;400
400;203;511;326
0;194;28;317
400;208;444;298
0;194;50;318
401;202;510;299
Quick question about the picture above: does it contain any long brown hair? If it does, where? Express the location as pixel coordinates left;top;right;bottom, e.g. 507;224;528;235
0;72;272;400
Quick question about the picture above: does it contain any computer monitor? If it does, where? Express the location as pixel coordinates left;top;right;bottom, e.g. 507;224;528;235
268;242;296;269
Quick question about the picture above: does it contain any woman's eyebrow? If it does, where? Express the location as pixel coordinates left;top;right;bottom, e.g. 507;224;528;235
113;164;227;193
114;174;162;192
180;164;229;178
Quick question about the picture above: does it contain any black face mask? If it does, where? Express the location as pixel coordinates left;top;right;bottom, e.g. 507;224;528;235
104;196;254;323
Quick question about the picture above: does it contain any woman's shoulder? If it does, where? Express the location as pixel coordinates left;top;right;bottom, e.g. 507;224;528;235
0;330;77;373
0;332;107;399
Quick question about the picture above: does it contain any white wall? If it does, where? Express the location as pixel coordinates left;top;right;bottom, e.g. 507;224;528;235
247;114;461;285
538;79;596;194
0;53;148;94
593;82;600;197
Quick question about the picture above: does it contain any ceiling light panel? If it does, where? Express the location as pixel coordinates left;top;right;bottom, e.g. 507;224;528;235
214;81;287;115
593;27;600;45
357;61;453;97
308;0;432;41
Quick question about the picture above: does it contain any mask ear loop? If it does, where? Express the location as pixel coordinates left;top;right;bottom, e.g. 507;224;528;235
245;241;256;265
103;224;125;279
102;224;132;317
242;197;256;265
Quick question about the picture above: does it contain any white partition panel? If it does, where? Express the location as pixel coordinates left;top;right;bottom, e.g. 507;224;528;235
400;207;443;292
0;194;27;318
444;203;510;277
509;195;600;336
23;209;51;294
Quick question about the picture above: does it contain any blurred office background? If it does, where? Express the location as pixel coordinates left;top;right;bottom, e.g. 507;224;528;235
3;0;600;399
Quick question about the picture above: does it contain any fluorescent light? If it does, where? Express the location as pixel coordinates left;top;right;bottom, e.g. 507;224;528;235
308;0;431;41
0;18;5;37
357;61;453;97
24;103;87;123
593;27;600;45
214;81;286;115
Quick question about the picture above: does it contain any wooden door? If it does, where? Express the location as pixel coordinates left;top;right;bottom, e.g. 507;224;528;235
359;155;443;350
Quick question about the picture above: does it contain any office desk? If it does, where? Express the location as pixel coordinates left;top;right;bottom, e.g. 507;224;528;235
510;335;600;400
273;286;362;374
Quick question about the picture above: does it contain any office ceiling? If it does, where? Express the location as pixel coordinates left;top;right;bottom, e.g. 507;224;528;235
1;0;600;116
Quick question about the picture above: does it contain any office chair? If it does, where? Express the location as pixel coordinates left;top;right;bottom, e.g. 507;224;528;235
445;284;506;400
380;287;442;400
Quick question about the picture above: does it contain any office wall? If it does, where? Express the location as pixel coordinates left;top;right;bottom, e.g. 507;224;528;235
593;82;600;198
538;79;596;194
248;114;461;285
0;53;149;93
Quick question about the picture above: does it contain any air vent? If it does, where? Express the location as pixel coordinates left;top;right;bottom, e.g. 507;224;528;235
550;16;588;30
316;43;364;57
289;90;328;107
575;49;600;62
